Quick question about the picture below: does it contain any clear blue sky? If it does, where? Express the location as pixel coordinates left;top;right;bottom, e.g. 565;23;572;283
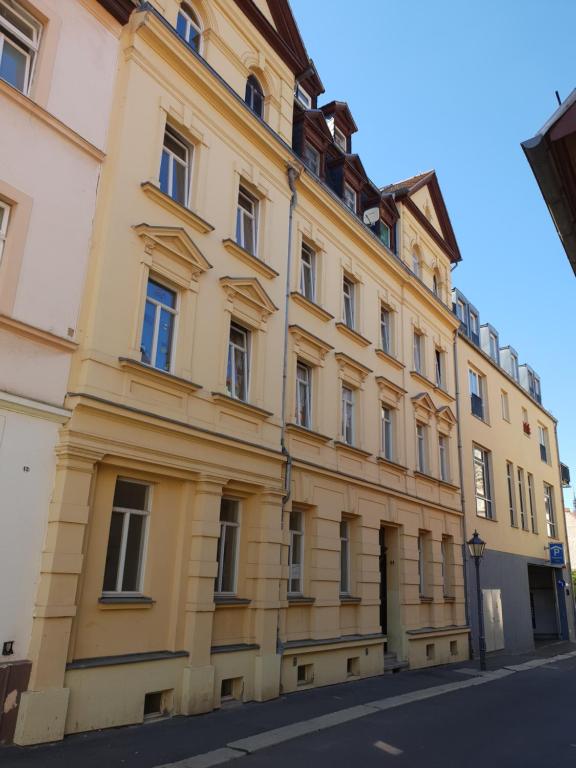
290;0;576;505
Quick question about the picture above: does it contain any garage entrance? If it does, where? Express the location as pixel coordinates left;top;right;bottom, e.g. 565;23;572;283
528;565;567;643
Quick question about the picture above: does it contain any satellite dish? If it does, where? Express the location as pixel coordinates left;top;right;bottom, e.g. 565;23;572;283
363;207;379;225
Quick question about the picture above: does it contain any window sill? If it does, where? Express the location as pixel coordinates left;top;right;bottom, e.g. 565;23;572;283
119;358;202;393
334;441;372;459
98;595;155;609
375;348;405;369
340;595;361;604
285;423;332;445
414;470;438;483
434;385;455;402
377;455;408;472
410;370;437;389
288;595;316;605
335;322;371;348
443;595;456;603
438;478;460;492
141;182;214;234
211;392;273;419
419;595;433;603
290;292;334;322
471;412;490;426
214;596;251;607
222;238;279;279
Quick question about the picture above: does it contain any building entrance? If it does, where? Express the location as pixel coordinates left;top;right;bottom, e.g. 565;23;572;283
528;565;565;642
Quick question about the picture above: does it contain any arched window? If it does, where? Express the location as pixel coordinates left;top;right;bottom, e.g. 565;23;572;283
245;75;264;118
177;3;202;52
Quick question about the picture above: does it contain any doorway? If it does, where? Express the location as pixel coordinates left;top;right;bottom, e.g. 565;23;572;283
528;565;561;642
379;527;387;635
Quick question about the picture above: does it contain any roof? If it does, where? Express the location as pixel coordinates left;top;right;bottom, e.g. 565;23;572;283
380;171;434;196
95;0;138;24
522;89;576;277
319;101;358;134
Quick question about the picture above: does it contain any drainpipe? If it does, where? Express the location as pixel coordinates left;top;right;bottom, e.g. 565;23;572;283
553;422;576;639
453;328;472;653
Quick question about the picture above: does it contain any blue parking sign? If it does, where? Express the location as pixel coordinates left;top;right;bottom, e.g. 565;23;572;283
549;543;565;565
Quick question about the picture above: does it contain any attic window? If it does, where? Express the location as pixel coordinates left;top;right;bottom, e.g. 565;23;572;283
343;183;356;213
334;126;347;152
295;83;312;109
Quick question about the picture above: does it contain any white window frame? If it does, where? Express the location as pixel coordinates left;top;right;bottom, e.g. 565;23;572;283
0;0;41;95
412;250;420;277
340;519;350;595
343;183;356;212
380;305;391;354
141;277;178;372
288;509;304;595
544;483;556;538
227;321;250;401
489;332;498;360
341;385;354;446
413;331;423;374
501;390;510;421
296;361;312;429
0;200;10;263
527;473;537;533
176;3;202;52
517;466;527;530
334;125;347;151
236;185;258;255
161;125;191;206
416;423;427;473
435;348;444;388
439;434;449;482
295;83;312;108
538;425;549;463
510;353;519;381
418;533;427;596
506;461;516;527
300;242;316;300
102;478;151;596
215;499;240;595
381;405;393;461
469;310;479;337
303;142;320;175
342;275;355;329
469;368;485;419
456;299;466;322
473;445;493;519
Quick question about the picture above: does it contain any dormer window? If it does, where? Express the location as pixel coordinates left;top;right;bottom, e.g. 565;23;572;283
379;222;391;248
295;83;312;109
334;125;347;152
469;310;479;342
303;142;320;175
343;183;356;213
176;3;202;52
245;74;264;118
510;352;519;381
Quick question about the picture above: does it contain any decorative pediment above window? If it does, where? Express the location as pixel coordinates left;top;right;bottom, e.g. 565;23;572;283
289;324;333;366
134;224;212;280
335;351;372;388
412;392;436;424
436;405;457;434
220;276;277;327
376;375;406;408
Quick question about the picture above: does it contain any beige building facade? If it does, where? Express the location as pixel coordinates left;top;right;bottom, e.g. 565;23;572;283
14;0;470;745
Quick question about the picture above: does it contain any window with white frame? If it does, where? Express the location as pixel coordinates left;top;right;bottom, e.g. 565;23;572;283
103;478;150;594
416;422;427;473
340;519;350;594
215;499;240;594
300;242;316;301
501;390;510;421
455;298;466;323
517;467;527;530
236;185;258;255
506;461;516;526
469;310;479;339
441;535;454;597
413;331;423;374
379;222;391;248
381;405;393;461
334;125;347;151
296;361;311;429
544;483;556;538
380;305;391;354
160;125;191;207
412;250;420;277
0;200;10;263
489;332;498;360
342;275;355;329
288;509;304;594
432;273;439;297
418;531;431;597
0;0;41;95
473;445;493;519
469;368;485;420
140;277;177;372
439;434;449;482
227;322;250;401
245;74;264;118
538;425;549;463
435;348;444;388
510;352;519;381
343;183;356;212
341;385;354;445
303;142;320;175
527;473;537;533
176;3;202;52
295;83;312;109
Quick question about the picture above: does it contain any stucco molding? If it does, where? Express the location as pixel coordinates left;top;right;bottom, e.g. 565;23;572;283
140;183;215;234
219;276;278;319
0;313;77;352
133;224;212;279
0;390;70;423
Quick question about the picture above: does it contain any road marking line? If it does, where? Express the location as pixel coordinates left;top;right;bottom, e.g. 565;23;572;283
374;740;403;756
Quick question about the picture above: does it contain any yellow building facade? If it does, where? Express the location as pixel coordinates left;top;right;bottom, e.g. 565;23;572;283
15;0;471;744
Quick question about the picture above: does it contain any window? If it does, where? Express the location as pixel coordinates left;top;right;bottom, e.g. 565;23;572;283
215;499;239;594
300;242;315;300
501;390;510;421
343;183;356;212
0;200;10;262
227;322;249;401
303;142;320;175
533;376;541;404
412;250;420;277
340;520;350;594
441;536;454;597
103;479;150;594
488;332;498;361
334;125;347;151
510;352;519;381
418;532;430;597
296;361;311;428
379;222;391;248
140;278;177;372
455;299;466;323
527;473;537;533
439;434;449;482
342;275;355;329
435;348;444;388
0;0;41;94
538;425;549;463
506;462;516;526
380;305;391;354
469;310;479;340
416;423;427;473
288;510;304;594
469;369;484;420
544;483;556;538
432;273;439;297
236;186;258;255
341;385;354;445
160;126;191;206
295;83;312;109
473;445;493;519
517;467;527;530
381;405;393;461
245;74;264;117
413;331;423;374
176;3;201;52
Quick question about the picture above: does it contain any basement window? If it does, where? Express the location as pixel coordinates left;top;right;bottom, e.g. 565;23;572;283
347;657;360;677
297;663;313;685
144;691;163;719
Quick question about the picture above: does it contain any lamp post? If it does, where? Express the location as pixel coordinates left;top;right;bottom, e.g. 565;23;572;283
467;530;487;671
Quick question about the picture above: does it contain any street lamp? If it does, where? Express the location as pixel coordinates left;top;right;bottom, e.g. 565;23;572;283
467;530;487;671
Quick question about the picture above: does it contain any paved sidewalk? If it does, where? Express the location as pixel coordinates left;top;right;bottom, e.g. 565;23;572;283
3;641;575;768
